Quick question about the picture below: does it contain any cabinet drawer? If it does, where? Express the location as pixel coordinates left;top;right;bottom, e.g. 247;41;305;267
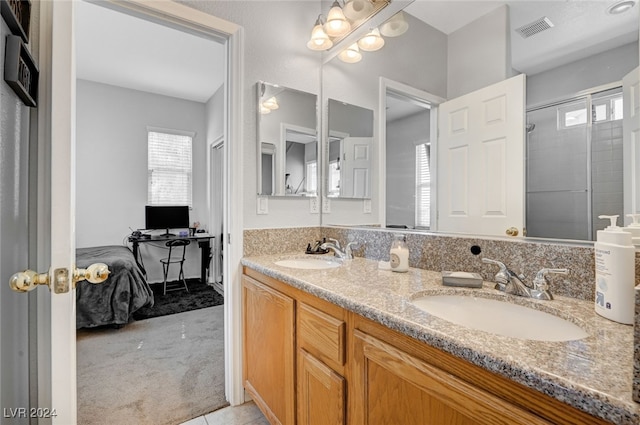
298;302;346;366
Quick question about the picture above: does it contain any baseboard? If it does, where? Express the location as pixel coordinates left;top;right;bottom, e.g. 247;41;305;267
212;281;224;295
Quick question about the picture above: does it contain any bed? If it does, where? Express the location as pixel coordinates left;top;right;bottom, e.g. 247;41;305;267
76;245;154;328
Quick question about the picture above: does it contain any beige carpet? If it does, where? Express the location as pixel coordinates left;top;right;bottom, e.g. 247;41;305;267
77;305;227;425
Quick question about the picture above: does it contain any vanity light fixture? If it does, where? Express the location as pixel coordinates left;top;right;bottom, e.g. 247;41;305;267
259;104;271;115
338;43;362;63
307;15;333;51
262;96;279;110
325;0;351;37
357;28;384;51
379;11;409;37
606;0;636;14
343;0;374;21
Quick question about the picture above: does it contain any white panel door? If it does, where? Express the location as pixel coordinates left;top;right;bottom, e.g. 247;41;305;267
437;74;525;236
342;137;372;198
623;67;640;219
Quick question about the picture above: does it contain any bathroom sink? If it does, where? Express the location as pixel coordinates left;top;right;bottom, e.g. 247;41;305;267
411;295;588;342
274;257;342;270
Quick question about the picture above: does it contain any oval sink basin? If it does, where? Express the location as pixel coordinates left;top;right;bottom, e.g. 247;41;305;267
274;257;342;270
411;295;588;342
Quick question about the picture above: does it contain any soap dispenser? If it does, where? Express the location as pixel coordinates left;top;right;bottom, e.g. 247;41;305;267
594;215;635;324
390;234;409;273
625;214;640;248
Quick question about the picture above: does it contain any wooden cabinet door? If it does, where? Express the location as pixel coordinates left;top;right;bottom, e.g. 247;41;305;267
298;349;345;425
351;330;550;425
243;276;295;425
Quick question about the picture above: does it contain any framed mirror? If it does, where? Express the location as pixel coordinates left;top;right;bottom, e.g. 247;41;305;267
256;81;319;196
326;98;374;198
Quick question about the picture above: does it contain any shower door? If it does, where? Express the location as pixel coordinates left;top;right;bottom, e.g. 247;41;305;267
526;88;624;241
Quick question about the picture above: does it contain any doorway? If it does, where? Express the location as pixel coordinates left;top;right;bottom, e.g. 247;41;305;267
379;78;445;230
74;1;228;423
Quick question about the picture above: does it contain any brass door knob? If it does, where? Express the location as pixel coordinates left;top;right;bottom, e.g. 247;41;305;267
505;227;519;237
74;263;110;284
9;270;49;292
9;263;110;293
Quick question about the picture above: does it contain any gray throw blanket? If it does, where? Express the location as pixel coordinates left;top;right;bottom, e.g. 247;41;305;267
76;245;154;328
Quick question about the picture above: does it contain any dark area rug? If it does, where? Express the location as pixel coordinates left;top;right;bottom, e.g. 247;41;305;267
132;278;224;321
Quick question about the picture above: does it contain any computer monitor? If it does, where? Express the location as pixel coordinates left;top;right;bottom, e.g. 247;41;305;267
145;205;190;237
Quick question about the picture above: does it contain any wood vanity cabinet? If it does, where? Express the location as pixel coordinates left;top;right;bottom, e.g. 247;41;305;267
242;268;611;425
242;274;295;425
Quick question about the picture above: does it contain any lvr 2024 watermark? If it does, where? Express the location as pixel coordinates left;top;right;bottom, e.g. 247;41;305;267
3;408;57;418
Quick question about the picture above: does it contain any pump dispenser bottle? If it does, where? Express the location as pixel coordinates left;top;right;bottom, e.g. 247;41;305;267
390;234;409;273
624;214;640;248
594;215;635;324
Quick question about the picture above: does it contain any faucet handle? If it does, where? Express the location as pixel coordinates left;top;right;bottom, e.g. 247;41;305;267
482;258;510;285
344;241;361;259
326;238;341;249
533;268;568;290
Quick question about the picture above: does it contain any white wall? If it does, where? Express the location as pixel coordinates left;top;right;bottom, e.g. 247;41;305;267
181;1;322;229
386;110;430;227
526;42;639;107
447;5;513;99
206;85;224;144
76;79;210;282
0;18;30;422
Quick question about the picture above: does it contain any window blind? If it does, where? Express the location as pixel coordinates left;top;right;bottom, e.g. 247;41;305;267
148;130;193;206
415;143;431;228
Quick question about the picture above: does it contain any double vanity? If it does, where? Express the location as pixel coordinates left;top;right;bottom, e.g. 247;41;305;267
242;252;638;424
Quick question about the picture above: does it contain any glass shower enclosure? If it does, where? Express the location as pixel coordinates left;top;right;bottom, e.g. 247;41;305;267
526;87;624;241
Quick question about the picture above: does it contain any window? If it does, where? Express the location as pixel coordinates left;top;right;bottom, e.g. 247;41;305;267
593;93;623;123
415;143;431;228
329;160;340;196
305;161;317;195
147;129;193;206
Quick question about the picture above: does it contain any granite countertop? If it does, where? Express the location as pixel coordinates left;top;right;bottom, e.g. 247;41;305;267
242;253;640;425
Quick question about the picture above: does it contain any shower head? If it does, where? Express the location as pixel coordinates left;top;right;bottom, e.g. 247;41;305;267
526;123;536;133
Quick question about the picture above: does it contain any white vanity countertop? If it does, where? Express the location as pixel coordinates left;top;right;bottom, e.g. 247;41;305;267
242;253;639;424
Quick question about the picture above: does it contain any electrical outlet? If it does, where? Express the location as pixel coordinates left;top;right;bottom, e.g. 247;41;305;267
310;197;319;214
322;197;331;213
257;196;268;215
363;199;372;214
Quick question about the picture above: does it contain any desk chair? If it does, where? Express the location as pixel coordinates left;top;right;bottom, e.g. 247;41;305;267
161;239;191;295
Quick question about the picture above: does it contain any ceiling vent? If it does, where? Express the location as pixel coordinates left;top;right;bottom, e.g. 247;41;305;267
515;17;554;39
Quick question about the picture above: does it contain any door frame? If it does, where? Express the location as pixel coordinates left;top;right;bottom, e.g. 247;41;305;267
36;1;246;420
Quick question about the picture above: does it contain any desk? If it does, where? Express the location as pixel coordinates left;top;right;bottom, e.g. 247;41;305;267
129;234;214;284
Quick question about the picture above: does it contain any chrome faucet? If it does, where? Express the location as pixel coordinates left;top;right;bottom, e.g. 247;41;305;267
482;258;568;300
320;240;359;260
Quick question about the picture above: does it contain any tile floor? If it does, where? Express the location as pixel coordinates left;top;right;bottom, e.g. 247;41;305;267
180;402;268;425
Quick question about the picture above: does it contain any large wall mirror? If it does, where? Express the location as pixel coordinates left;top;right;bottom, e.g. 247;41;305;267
257;81;319;197
320;0;639;243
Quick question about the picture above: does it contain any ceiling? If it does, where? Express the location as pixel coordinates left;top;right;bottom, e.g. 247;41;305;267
405;0;639;74
75;1;638;103
75;1;225;103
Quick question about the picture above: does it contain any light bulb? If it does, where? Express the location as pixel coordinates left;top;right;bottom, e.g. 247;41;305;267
325;1;351;37
307;19;333;51
358;28;384;52
262;97;279;110
343;0;373;21
338;43;362;64
380;11;409;37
